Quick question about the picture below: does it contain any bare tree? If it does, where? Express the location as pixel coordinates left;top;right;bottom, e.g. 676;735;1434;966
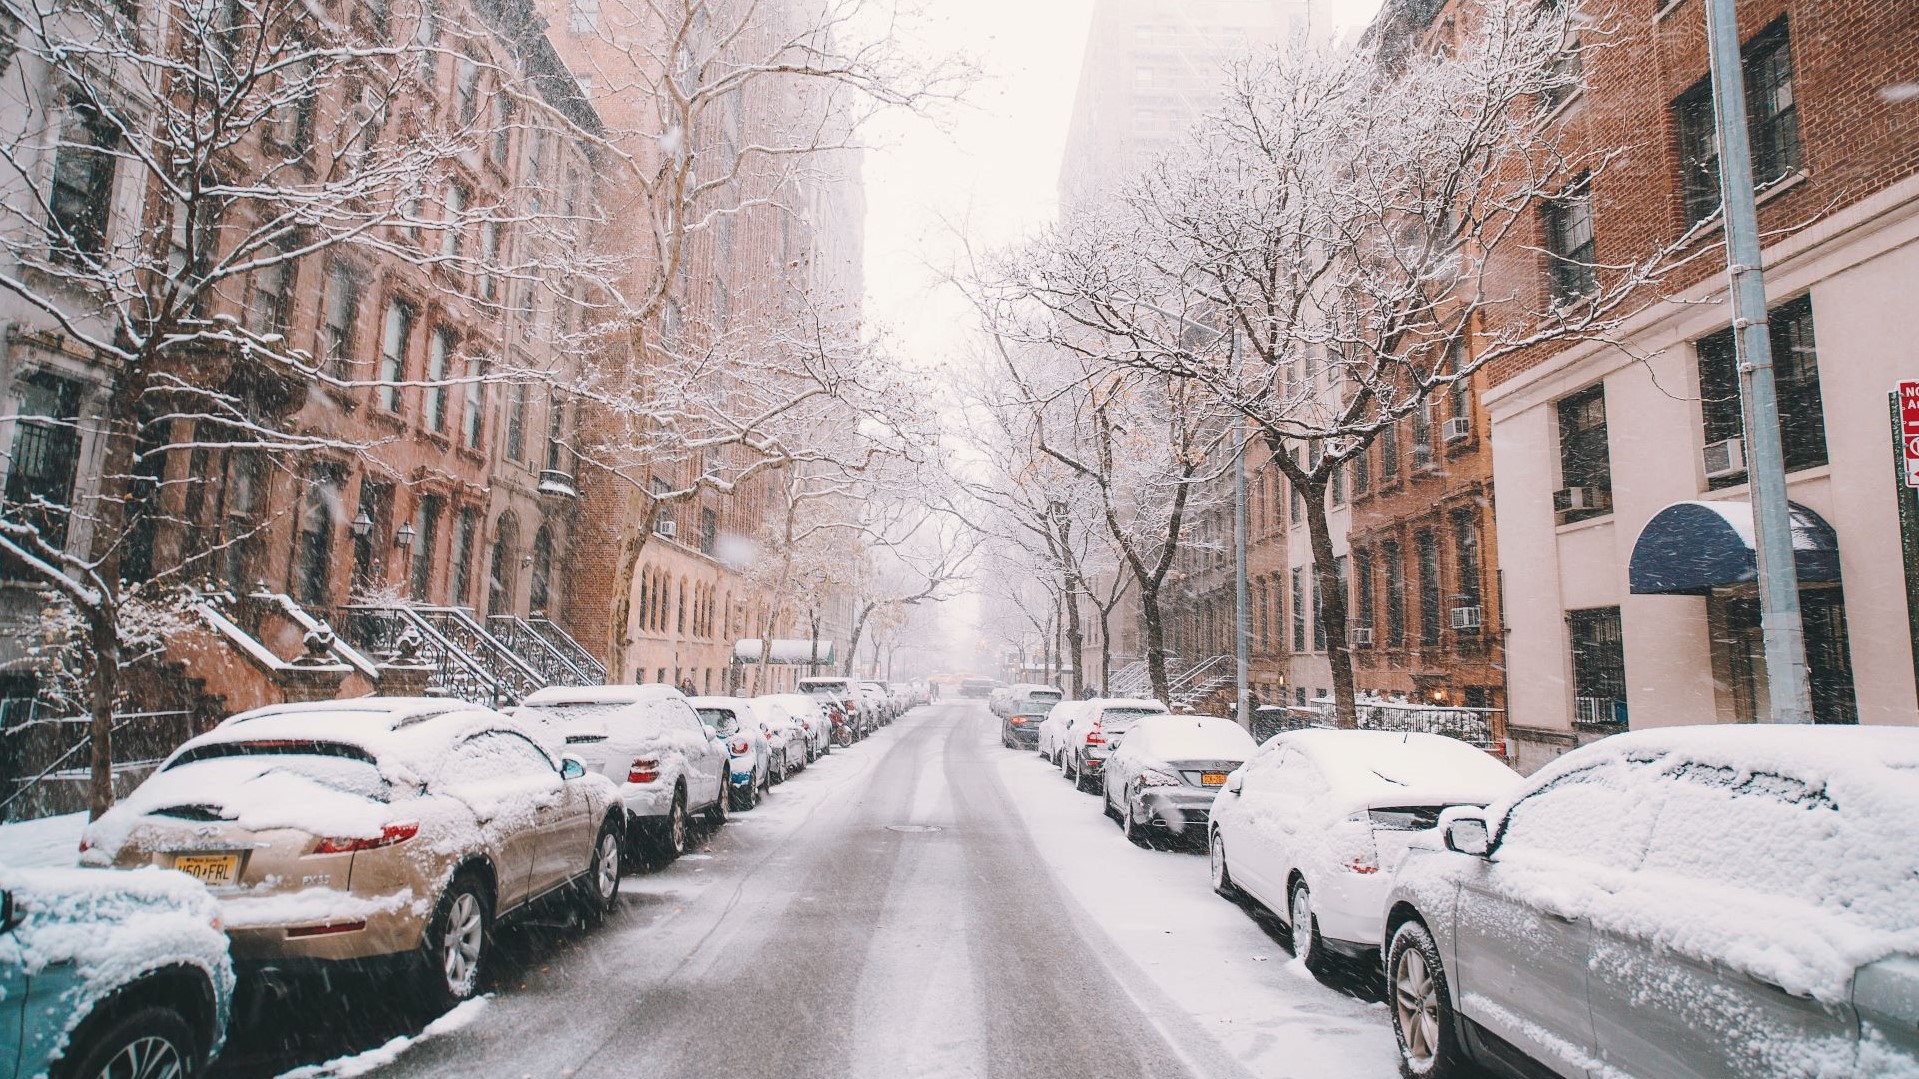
1000;1;1696;723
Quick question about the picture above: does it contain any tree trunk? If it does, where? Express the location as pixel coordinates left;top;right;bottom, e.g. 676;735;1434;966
1300;477;1357;727
1063;576;1085;696
843;602;874;677
1139;586;1171;703
1097;605;1113;694
87;603;120;821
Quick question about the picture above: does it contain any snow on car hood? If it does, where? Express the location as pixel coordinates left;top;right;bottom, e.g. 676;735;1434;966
1482;726;1919;1004
0;866;233;1064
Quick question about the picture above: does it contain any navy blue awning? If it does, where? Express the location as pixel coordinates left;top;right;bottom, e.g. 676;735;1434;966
1629;501;1841;596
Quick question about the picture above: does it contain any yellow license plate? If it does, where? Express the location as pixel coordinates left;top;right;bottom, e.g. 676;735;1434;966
1201;772;1230;787
173;853;240;887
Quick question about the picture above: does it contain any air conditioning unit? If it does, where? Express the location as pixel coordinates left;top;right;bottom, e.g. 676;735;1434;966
1702;437;1746;480
1350;625;1375;648
1411;445;1439;473
1442;416;1472;444
1450;605;1483;631
655;519;677;539
1554;486;1608;513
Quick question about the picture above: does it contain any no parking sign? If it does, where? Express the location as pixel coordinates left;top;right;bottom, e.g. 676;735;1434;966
1901;381;1919;488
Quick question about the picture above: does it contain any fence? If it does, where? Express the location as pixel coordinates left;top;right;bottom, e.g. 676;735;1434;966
1252;698;1505;753
1;703;195;821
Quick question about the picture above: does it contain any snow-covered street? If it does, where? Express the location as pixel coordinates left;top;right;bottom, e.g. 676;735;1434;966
189;701;1397;1079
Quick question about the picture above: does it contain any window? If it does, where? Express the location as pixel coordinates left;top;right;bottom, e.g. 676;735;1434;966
351;481;390;589
5;372;84;549
441;184;466;259
1353;548;1374;630
271;59;316;151
451;507;479;606
1379;418;1399;481
221;452;267;590
487;517;518;615
424;328;452;433
295;468;339;605
544;393;568;472
1544;174;1596;302
1290;566;1305;652
456;55;481;126
699;507;718;555
1351;445;1369;497
409;495;443;598
1450;376;1471;426
505;380;527;460
320;264;362;376
1383;539;1405;648
1539;0;1582;114
1674;20;1801;225
249;243;293;336
478;222;501;304
1417;529;1441;647
1412;399;1433;453
49;105;119;264
1452;511;1482;608
378;300;413;411
1555;384;1612;520
1695;295;1827;484
1569;606;1627;724
490;97;513;172
462;357;486;449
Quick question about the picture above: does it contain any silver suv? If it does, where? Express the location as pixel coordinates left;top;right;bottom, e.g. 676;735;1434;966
1380;725;1919;1079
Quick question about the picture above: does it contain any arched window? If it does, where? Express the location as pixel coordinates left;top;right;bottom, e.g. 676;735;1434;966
675;578;687;635
636;568;651;634
487;513;519;616
529;524;554;614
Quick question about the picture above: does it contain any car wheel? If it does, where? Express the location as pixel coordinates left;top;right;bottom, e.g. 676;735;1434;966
1290;881;1330;975
1102;778;1120;822
1209;831;1242;901
650;790;688;862
705;780;729;829
1388;920;1469;1078
1123;795;1149;846
1062;751;1075;780
730;775;757;812
53;1004;198;1079
422;873;491;1010
771;749;788;784
576;817;623;925
1074;762;1096;794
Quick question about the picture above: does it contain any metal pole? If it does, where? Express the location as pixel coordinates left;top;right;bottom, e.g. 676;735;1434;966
1704;0;1811;723
1232;330;1252;730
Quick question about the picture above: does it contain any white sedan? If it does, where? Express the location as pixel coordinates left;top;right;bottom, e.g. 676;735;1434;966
1035;701;1089;765
1101;715;1257;847
1207;729;1520;972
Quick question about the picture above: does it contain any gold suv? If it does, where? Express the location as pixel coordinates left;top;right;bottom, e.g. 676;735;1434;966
82;698;625;1006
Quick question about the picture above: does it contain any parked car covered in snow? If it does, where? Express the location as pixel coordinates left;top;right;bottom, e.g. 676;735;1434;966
798;677;872;737
1036;701;1090;764
999;701;1052;750
518;684;731;861
858;681;897;725
750;699;808;783
1;866;233;1079
688;696;771;811
82;698;624;1009
1061;698;1170;793
992;683;1063;719
1379;726;1919;1079
1101;715;1257;846
1207;729;1519;974
759;693;834;762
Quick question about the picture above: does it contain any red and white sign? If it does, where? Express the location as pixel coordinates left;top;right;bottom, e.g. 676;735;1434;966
1901;381;1919;488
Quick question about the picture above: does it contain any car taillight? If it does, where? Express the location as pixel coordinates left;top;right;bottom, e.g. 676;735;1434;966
1084;722;1105;745
1138;769;1181;787
314;821;419;855
1009;717;1026;726
629;758;660;784
730;738;750;754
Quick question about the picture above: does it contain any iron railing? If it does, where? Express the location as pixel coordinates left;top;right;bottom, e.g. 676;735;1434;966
338;605;527;705
487;614;604;687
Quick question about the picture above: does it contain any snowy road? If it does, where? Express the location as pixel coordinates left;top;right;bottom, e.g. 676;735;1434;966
216;701;1402;1079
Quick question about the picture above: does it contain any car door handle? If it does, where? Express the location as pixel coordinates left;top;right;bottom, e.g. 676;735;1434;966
1541;909;1578;925
1751;974;1813;1000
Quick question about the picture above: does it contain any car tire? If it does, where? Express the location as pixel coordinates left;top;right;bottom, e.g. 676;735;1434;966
1123;795;1150;846
730;774;759;812
650;790;688;862
1102;778;1120;822
1209;831;1243;901
771;749;788;785
1074;761;1097;794
705;780;729;830
1387;920;1469;1079
576;817;623;925
421;872;491;1010
53;1003;200;1079
1290;881;1330;976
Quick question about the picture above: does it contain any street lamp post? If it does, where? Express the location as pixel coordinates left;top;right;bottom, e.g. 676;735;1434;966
1704;0;1812;723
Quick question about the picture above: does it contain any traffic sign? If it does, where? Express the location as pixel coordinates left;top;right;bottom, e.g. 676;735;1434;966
1900;381;1919;488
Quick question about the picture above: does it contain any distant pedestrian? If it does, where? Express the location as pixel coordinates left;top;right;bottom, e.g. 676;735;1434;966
678;677;696;697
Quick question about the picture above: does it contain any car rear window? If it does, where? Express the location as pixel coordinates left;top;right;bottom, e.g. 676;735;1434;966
696;708;740;734
523;701;655;731
161;742;388;801
1100;708;1163;728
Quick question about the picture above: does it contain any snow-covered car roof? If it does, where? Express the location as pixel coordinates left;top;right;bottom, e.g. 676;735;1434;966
686;695;753;712
1090;698;1168;712
1277;729;1520;814
521;683;687;706
1119;715;1258;762
223;696;476;726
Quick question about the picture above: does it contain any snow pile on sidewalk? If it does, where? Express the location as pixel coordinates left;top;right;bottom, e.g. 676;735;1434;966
0;811;86;868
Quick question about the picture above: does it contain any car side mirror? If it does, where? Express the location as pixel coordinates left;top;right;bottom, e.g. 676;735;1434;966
1224;773;1243;795
0;890;16;933
1443;812;1492;857
560;755;587;781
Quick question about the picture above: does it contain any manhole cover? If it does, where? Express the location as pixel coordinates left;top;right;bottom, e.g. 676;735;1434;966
885;824;942;834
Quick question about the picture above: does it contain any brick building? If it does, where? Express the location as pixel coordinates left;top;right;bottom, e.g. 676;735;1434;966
1445;0;1919;766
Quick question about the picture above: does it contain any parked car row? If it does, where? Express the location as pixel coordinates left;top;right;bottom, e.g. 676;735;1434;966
11;683;918;1079
1003;694;1919;1079
988;682;1063;720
